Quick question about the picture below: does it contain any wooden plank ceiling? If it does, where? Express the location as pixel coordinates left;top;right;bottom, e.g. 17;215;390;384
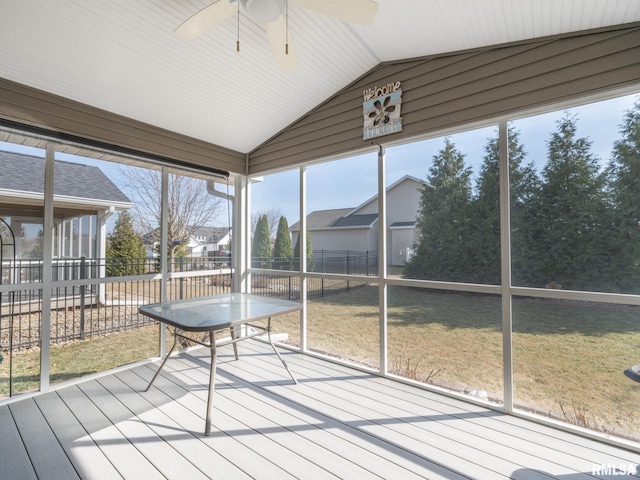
1;0;639;155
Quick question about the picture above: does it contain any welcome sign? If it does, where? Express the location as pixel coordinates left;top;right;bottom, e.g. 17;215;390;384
362;81;403;140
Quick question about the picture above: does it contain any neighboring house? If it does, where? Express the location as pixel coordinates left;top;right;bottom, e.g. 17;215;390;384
0;150;133;261
290;175;425;266
188;226;231;257
143;226;231;257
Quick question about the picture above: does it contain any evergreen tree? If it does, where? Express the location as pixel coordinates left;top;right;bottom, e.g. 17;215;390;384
29;227;45;259
473;126;538;285
106;211;147;276
607;99;640;293
293;226;314;272
405;138;473;281
272;216;293;269
527;112;610;290
251;215;272;268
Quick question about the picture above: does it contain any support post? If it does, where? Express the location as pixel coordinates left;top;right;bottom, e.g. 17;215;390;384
499;120;514;413
376;144;388;375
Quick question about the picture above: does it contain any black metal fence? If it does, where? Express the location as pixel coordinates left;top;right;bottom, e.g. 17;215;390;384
0;250;376;352
0;256;232;352
250;273;369;302
1;255;231;285
254;250;379;276
313;250;378;276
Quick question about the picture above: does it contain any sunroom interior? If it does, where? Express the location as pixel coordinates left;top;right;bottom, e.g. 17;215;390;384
2;1;640;478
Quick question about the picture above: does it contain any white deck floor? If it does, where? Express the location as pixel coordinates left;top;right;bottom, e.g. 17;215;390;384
2;340;640;479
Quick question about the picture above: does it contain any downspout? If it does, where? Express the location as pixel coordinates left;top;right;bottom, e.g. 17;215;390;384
206;179;234;203
206;177;236;290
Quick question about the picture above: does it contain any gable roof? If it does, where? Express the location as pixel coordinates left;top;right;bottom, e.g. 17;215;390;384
350;175;426;215
3;2;639;157
0;151;131;204
290;209;378;233
290;175;425;232
290;208;353;232
332;214;378;228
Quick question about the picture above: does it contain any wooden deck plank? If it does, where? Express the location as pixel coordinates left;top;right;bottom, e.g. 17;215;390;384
294;354;640;465
224;354;546;479
184;346;511;479
227;340;640;479
33;392;123;480
270;344;640;477
2;338;640;480
166;352;423;479
173;352;471;480
166;350;473;479
8;398;81;480
76;379;210;480
106;368;255;480
251;347;595;476
0;404;38;480
132;361;299;479
56;385;166;480
282;344;640;473
152;355;366;479
173;361;371;479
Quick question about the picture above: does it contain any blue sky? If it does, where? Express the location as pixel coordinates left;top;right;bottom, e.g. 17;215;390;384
2;92;638;231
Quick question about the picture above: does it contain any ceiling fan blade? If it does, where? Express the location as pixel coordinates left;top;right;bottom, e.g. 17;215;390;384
174;1;236;40
265;16;298;73
291;0;378;25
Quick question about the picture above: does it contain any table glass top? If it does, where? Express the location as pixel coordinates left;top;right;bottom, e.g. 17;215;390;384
138;293;301;331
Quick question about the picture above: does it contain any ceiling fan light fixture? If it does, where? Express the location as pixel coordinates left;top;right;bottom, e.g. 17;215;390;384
240;0;286;24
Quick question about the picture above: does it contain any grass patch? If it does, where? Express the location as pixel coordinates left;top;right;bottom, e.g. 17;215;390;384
0;325;164;395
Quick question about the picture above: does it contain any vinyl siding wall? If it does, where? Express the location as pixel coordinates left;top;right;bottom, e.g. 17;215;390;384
0;78;246;175
248;23;640;174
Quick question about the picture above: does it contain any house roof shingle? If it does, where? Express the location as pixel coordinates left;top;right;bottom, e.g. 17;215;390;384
0;150;131;203
289;208;354;232
390;221;417;228
290;176;424;233
332;214;378;228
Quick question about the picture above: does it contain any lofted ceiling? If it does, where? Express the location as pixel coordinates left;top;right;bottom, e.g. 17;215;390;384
1;0;640;156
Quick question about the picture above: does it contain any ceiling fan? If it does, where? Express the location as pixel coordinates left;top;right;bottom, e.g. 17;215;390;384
174;0;379;72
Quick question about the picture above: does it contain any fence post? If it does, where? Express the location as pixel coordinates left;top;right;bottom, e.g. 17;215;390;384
80;256;86;340
179;256;184;300
366;251;370;276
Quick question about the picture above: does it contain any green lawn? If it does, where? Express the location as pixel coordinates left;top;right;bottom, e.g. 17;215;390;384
0;325;163;395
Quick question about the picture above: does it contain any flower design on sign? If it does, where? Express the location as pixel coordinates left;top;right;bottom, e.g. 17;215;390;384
362;88;402;140
368;95;396;126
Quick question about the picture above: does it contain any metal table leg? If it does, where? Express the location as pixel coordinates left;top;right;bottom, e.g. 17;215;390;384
230;327;239;360
145;330;178;392
267;317;297;384
204;330;217;436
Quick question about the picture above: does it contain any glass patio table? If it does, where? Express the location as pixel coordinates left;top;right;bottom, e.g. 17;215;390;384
139;293;301;435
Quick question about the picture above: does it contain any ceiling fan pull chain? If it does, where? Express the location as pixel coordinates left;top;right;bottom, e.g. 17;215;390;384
236;0;241;52
285;0;289;55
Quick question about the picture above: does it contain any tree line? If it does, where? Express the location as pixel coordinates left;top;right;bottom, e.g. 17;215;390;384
405;100;640;295
251;215;313;271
